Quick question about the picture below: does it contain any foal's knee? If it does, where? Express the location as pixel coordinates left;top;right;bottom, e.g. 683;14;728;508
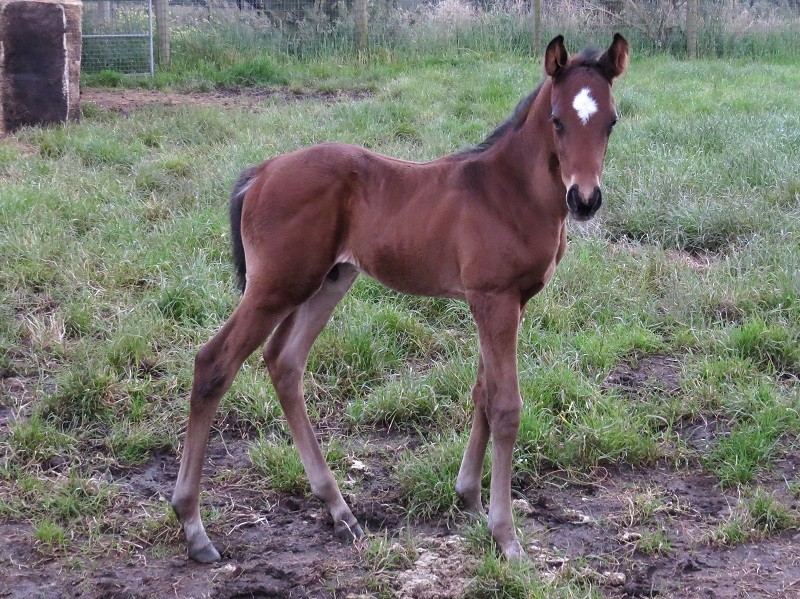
488;398;522;440
471;378;487;409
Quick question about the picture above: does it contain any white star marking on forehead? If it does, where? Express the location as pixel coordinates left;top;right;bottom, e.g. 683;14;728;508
572;87;598;125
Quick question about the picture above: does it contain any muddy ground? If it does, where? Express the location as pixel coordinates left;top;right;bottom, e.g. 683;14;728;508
2;430;799;598
3;347;799;598
2;89;799;599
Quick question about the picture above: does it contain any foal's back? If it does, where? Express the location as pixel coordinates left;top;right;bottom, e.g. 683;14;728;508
244;142;494;299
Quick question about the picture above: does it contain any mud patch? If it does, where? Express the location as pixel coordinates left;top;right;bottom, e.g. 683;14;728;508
519;465;800;598
604;354;682;397
0;434;367;599
2;429;799;598
675;416;721;452
396;534;477;599
81;87;371;115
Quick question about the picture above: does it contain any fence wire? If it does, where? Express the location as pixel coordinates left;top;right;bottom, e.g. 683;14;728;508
82;0;154;74
82;0;800;75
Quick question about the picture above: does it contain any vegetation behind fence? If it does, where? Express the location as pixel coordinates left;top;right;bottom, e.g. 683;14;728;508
83;0;800;77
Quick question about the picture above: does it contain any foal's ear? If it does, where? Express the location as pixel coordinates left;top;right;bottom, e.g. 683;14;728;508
598;33;629;82
544;35;569;78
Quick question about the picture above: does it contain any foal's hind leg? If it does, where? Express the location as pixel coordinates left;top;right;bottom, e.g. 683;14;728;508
171;291;294;563
455;355;489;514
263;264;363;541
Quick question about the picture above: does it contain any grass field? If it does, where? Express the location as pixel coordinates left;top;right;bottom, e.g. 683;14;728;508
1;48;799;597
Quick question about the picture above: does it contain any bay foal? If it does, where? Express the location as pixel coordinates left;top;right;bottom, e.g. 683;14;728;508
172;34;629;562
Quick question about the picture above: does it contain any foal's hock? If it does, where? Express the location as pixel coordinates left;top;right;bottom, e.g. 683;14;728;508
172;34;629;563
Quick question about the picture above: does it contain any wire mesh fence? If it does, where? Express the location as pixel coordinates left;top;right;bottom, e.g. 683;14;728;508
82;0;154;74
82;0;800;75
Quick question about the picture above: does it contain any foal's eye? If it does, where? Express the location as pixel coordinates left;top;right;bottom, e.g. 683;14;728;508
551;117;564;133
608;118;618;133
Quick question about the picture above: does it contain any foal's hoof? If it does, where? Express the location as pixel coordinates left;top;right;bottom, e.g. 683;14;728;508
455;488;486;516
334;520;365;543
459;499;487;518
188;541;222;563
501;539;528;562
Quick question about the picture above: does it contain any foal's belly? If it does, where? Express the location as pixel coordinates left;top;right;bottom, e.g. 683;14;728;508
348;246;466;300
343;197;467;299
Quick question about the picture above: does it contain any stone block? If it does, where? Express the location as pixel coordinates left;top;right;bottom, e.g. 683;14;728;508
0;0;82;134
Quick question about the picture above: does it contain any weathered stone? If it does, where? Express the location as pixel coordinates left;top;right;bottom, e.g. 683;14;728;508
0;0;82;134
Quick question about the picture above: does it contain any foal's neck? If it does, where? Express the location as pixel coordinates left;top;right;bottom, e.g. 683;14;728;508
482;79;567;222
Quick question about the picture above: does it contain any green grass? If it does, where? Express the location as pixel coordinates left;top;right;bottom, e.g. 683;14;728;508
360;529;419;596
396;432;478;518
34;519;69;551
465;551;602;599
635;526;672;555
711;490;798;545
248;434;348;494
2;46;800;594
249;435;308;494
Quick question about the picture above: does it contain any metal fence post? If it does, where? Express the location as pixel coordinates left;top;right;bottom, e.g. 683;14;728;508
148;0;154;76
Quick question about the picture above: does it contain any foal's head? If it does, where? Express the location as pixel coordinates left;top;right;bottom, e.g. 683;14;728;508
544;34;629;221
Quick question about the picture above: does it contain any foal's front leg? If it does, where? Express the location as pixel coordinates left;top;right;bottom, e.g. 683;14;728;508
466;290;525;560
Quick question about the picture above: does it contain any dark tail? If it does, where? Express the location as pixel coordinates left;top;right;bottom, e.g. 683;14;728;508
229;165;260;293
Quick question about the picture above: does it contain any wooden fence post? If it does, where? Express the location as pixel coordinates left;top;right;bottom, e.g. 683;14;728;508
686;0;698;59
532;0;542;53
154;0;170;68
354;0;368;51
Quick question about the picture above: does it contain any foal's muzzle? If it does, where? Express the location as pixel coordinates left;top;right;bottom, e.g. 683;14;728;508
566;185;602;221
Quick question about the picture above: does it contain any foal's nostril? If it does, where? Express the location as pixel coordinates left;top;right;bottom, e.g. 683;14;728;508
589;188;602;212
566;185;581;213
566;185;602;219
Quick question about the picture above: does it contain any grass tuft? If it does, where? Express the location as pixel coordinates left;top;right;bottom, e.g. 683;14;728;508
727;317;799;375
465;551;599;599
34;519;69;552
38;362;117;430
711;490;798;545
395;432;480;518
249;435;308;495
8;415;75;466
746;489;798;534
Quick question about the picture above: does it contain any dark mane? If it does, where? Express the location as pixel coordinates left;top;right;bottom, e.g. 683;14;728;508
573;48;602;64
461;48;605;155
460;81;544;155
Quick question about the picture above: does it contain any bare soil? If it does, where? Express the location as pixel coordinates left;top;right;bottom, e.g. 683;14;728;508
519;464;800;598
80;87;370;115
2;439;798;598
